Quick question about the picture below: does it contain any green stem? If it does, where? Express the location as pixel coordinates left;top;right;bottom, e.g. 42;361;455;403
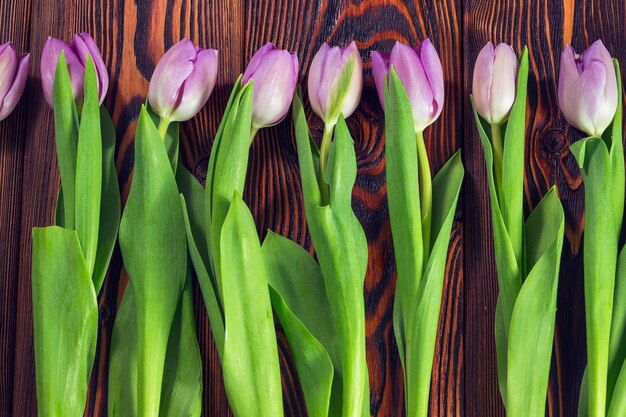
416;130;432;258
157;117;171;141
249;126;259;145
319;124;334;205
490;123;504;205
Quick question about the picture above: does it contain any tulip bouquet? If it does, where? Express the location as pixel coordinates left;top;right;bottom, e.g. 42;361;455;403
471;43;564;417
107;39;218;417
369;40;463;417
182;43;298;417
31;34;121;417
0;42;29;122
558;41;626;417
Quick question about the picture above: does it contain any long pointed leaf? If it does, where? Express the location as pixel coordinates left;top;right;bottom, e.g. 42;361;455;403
404;152;463;417
52;52;79;230
263;231;340;416
571;136;618;417
506;188;564;417
159;261;202;417
220;193;283;417
32;226;98;417
118;106;187;417
75;57;102;277
91;107;120;293
206;81;253;298
501;48;529;267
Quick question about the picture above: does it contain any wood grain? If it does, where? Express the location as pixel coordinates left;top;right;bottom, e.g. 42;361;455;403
0;2;32;416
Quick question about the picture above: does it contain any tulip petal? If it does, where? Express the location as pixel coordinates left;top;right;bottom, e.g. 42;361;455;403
0;43;18;104
390;41;433;131
40;37;84;108
170;48;218;122
248;49;298;127
371;50;390;110
148;39;196;119
71;33;109;104
338;42;363;119
242;43;276;85
577;61;610;135
0;53;30;121
472;42;495;123
417;39;445;121
558;45;581;128
307;43;330;118
317;45;342;119
489;43;517;124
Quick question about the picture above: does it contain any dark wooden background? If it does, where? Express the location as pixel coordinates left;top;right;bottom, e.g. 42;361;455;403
1;0;624;416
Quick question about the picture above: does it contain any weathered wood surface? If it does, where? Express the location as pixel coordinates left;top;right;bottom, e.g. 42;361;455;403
2;0;621;416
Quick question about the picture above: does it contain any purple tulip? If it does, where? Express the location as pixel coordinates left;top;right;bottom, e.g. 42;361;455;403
0;43;30;121
472;42;518;124
558;40;618;137
372;39;444;132
308;41;362;126
148;39;218;122
40;33;108;108
242;43;299;130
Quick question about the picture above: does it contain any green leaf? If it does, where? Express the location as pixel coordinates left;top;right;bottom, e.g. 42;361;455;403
91;107;120;293
472;97;522;398
55;188;64;227
608;246;626;404
607;59;624;237
118;106;187;417
205;81;253;299
578;369;588;417
148;106;180;173
52;52;80;230
292;89;322;210
501;47;529;269
108;283;139;417
159;261;202;417
178;167;225;357
109;264;203;417
293;91;369;417
571;136;619;417
32;226;98;417
608;360;626;417
220;193;283;417
403;151;463;417
506;188;564;417
262;231;340;417
385;71;424;362
75;57;102;277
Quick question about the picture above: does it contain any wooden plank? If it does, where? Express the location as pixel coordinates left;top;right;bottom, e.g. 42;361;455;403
0;2;32;416
12;2;80;416
243;1;464;415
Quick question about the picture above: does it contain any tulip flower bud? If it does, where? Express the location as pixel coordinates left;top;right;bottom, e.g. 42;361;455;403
242;43;299;130
558;40;618;137
372;39;444;133
308;41;363;126
472;42;518;124
41;33;108;108
148;39;218;122
0;43;30;121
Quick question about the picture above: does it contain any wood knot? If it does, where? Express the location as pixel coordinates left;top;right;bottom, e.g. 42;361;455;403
99;305;111;323
195;156;208;187
541;129;566;156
